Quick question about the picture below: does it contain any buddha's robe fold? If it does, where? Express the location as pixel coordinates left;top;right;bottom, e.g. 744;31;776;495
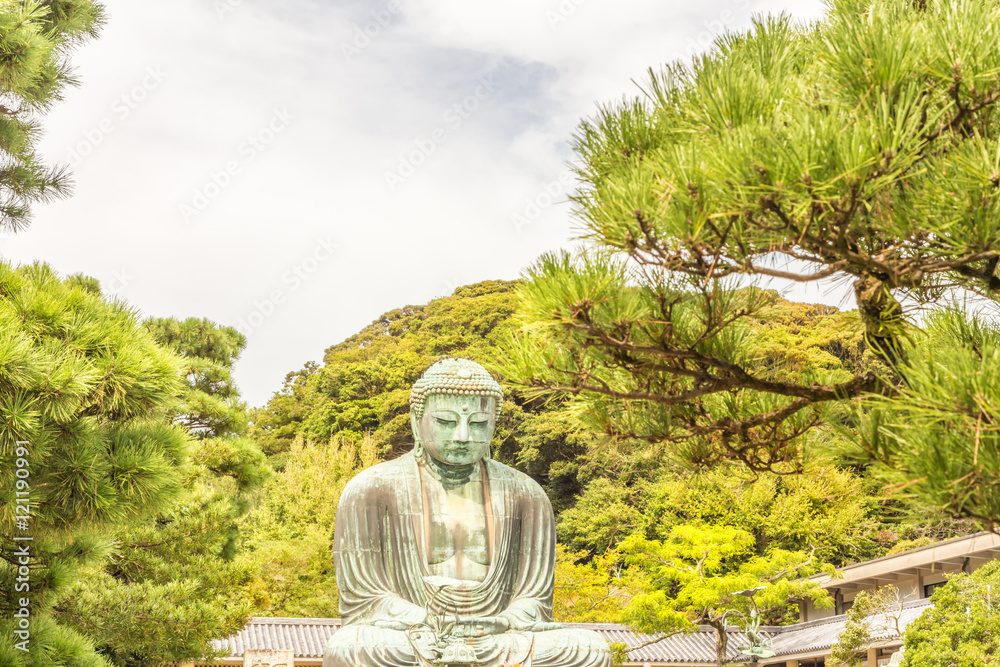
324;453;611;667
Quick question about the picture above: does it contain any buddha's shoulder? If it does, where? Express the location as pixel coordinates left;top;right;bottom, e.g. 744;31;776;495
341;454;414;495
485;459;546;496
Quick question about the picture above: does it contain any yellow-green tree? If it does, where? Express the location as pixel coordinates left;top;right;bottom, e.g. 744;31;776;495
619;524;833;667
243;434;379;617
553;546;643;624
558;465;888;567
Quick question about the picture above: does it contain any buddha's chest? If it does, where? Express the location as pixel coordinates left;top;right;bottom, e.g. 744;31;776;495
420;473;491;582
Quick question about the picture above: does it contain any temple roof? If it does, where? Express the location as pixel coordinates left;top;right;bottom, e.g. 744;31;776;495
212;617;751;664
213;617;339;662
210;609;889;666
809;531;1000;591
737;599;928;662
212;601;930;665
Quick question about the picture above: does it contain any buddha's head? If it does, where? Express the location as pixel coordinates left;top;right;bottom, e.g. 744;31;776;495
409;358;504;467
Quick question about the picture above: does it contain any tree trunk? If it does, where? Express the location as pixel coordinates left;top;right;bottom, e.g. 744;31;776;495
705;617;729;667
854;274;906;367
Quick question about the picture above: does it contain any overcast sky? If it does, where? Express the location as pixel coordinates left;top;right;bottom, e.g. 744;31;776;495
0;0;832;407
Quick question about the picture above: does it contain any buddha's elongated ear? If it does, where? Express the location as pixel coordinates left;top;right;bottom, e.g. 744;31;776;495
410;410;424;458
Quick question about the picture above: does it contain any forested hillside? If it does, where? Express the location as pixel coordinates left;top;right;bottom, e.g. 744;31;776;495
251;280;521;460
246;280;975;620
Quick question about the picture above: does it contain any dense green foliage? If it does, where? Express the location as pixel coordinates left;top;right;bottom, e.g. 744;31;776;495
0;268;271;665
902;561;1000;666
0;262;188;666
54;318;271;666
501;0;1000;527
829;585;903;667
0;0;105;231
53;486;267;666
241;435;378;618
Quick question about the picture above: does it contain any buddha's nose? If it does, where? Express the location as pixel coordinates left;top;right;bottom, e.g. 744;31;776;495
454;419;471;443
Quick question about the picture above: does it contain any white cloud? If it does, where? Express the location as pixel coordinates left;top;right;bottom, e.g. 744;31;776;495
0;0;830;406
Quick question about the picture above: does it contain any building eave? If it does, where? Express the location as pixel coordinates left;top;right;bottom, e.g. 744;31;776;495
810;531;1000;590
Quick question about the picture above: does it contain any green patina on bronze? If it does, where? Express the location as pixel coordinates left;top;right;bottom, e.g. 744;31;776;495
409;358;504;418
324;359;612;667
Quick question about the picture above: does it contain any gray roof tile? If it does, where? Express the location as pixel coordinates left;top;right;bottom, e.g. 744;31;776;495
213;601;931;665
215;617;340;658
214;619;744;664
739;599;930;660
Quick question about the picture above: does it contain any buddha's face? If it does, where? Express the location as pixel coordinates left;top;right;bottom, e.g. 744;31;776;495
412;393;497;466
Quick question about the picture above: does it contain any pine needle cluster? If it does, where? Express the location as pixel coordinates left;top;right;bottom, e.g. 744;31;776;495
0;0;105;231
0;261;188;666
503;0;1000;526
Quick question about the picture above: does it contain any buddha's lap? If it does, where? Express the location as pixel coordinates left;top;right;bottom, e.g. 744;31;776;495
324;624;611;667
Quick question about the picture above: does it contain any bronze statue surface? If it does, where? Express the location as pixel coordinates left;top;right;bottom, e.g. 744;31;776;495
324;358;611;667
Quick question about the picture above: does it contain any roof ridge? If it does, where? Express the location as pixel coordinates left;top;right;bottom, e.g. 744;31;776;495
757;598;933;634
248;617;342;625
812;530;998;577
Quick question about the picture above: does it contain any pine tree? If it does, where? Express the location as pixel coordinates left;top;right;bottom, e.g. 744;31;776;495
144;318;250;438
52;317;271;666
0;0;105;232
502;0;1000;526
0;262;188;666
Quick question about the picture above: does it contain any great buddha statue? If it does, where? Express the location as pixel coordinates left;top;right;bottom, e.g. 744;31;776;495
323;358;612;667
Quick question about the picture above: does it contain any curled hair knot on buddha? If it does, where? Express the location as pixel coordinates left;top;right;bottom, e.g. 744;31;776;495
408;357;504;419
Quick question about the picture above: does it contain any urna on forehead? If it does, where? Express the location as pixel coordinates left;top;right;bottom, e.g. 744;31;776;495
409;358;504;417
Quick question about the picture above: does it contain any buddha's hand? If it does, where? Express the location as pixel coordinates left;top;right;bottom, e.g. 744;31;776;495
373;619;414;631
455;616;511;637
524;621;563;632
